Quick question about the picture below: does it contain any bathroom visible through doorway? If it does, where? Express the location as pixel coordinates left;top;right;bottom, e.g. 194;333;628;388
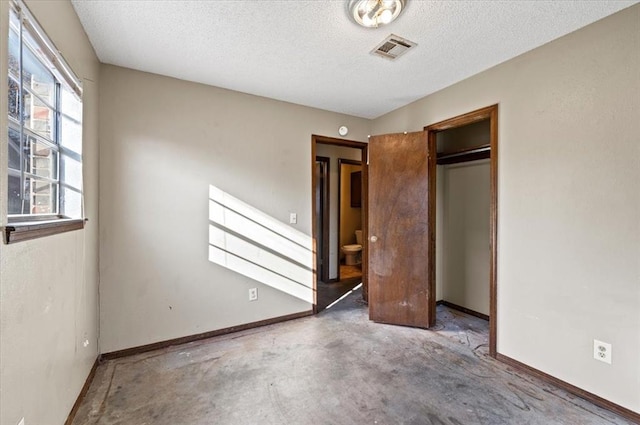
312;135;368;313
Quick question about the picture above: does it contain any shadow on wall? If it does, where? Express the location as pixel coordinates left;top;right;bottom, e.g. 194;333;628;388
208;185;314;303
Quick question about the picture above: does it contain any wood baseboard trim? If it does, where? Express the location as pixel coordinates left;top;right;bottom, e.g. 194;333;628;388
64;356;99;425
496;354;640;424
439;300;490;321
101;310;314;361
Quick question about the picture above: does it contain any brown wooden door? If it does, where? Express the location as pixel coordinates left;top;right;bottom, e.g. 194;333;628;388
368;131;435;328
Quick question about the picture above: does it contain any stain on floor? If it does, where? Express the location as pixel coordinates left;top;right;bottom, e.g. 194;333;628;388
72;289;633;425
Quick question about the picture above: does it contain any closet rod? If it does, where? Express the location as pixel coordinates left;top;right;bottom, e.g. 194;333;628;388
437;144;490;165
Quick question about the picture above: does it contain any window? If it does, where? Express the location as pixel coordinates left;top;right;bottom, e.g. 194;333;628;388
4;0;84;243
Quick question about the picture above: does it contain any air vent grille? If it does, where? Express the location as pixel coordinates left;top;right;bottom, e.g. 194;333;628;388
371;34;417;60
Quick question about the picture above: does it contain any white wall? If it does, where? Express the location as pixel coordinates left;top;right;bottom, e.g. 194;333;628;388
441;160;491;315
0;1;100;424
372;5;640;413
99;65;370;352
316;144;363;279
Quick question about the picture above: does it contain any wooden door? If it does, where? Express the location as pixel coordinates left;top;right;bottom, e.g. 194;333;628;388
368;131;435;328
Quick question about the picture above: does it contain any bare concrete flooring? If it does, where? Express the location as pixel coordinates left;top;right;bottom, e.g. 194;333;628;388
316;278;361;311
73;289;632;425
317;265;362;311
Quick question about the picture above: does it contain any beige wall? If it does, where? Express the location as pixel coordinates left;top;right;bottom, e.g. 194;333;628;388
0;1;101;424
373;5;640;413
436;121;491;313
315;144;363;279
1;2;636;422
435;166;444;301
339;163;363;251
99;65;369;352
440;160;491;315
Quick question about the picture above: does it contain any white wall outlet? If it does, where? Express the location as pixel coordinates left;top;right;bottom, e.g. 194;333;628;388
593;339;612;364
289;212;297;224
249;288;258;301
18;418;25;425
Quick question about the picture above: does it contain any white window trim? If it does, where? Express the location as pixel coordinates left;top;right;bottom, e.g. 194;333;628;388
3;0;86;242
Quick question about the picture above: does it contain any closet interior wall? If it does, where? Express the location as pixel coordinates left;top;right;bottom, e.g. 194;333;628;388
436;120;491;317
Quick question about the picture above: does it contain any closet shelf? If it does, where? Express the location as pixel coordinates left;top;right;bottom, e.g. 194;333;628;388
436;144;490;165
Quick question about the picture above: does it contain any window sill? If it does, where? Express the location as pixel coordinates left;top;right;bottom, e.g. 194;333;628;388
3;218;86;244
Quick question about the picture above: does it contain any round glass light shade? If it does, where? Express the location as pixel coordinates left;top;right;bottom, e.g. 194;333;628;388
348;0;406;28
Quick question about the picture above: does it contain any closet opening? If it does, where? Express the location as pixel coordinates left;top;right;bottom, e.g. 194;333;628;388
426;104;498;357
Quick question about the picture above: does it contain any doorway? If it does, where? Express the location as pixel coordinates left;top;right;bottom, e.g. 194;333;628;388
312;135;368;313
338;158;363;283
435;119;491;320
427;104;498;357
365;105;497;356
315;156;330;283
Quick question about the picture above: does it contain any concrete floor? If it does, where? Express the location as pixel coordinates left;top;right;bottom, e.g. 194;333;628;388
317;264;362;311
73;289;632;425
316;278;361;311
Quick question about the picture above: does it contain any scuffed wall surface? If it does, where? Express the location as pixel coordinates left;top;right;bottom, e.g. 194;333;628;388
98;65;370;352
0;1;100;424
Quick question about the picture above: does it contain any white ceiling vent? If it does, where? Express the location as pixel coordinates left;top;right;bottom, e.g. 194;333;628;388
370;34;416;60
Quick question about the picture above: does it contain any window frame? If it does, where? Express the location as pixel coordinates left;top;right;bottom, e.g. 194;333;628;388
3;0;85;244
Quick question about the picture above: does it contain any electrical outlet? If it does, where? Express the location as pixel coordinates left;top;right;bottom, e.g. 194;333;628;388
249;288;258;301
593;340;612;364
289;213;297;224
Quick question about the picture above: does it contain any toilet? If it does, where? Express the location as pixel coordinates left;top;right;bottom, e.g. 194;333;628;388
341;230;363;266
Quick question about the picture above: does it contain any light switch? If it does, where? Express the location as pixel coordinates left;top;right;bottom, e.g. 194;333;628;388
289;213;297;224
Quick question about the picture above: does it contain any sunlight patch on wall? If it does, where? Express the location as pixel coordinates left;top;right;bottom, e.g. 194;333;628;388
208;185;314;303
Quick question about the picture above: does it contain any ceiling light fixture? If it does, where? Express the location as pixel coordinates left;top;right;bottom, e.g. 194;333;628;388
348;0;406;28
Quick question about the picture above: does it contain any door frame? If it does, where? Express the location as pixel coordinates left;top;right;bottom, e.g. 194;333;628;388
315;156;331;283
425;104;499;357
337;158;363;282
311;135;369;314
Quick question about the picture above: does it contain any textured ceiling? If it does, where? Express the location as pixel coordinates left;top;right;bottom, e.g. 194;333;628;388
71;0;637;119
